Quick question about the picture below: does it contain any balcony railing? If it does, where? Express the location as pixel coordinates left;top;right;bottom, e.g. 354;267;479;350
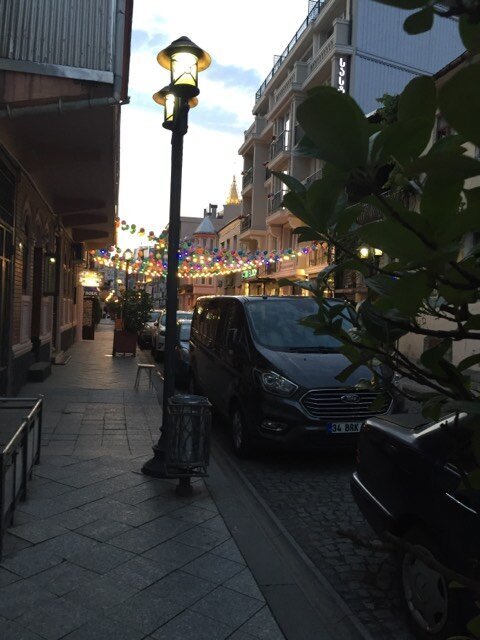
242;167;253;190
255;0;326;101
270;130;289;160
240;215;252;232
303;169;323;187
265;261;278;274
269;191;285;214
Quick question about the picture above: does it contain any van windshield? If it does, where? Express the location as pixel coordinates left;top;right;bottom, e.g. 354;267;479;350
245;298;352;352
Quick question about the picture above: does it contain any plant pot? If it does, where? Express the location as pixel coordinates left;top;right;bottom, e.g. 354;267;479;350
112;330;137;356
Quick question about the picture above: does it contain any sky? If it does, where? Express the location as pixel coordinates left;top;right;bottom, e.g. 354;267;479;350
117;0;310;250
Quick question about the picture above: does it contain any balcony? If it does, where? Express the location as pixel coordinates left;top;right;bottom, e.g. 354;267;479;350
308;248;324;267
242;167;253;190
270;130;290;161
255;0;326;102
268;191;284;214
265;261;278;275
240;215;252;233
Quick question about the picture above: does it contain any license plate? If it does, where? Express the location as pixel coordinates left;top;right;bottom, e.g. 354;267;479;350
327;422;362;434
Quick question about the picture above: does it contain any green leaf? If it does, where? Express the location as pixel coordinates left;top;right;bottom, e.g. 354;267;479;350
460;15;480;55
407;151;480;180
458;354;480;372
271;171;306;194
372;118;434;166
438;63;480;148
367;271;431;315
464;316;480;331
397;76;436;125
420;173;462;235
336;361;363;383
295;134;325;160
421;395;446;420
428;133;467;155
420;338;452;371
282;192;311;225
404;7;434;34
358;218;430;261
297;87;369;170
467;614;480;636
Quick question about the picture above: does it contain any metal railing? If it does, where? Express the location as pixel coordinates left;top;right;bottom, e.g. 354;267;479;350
270;130;289;160
269;191;284;214
242;167;253;190
255;0;325;101
240;215;252;232
303;169;323;187
0;397;43;558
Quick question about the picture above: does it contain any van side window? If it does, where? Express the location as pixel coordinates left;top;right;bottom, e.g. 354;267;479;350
204;302;221;346
220;301;245;346
192;302;206;344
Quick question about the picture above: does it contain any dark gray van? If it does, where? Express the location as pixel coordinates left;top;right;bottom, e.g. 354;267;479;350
190;296;394;457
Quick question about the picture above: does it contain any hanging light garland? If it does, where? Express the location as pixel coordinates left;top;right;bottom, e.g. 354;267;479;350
93;217;325;279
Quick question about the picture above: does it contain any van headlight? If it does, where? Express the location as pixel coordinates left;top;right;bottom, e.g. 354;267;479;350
257;370;298;397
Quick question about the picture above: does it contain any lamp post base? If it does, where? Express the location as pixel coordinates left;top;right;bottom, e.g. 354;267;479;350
141;445;167;478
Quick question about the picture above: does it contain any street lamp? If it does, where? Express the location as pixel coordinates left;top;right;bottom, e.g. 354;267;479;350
124;249;133;290
142;37;211;480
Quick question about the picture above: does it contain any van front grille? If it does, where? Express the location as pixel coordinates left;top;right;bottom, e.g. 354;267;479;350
300;388;391;420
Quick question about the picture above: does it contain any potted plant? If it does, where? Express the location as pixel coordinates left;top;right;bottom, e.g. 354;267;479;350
112;289;153;356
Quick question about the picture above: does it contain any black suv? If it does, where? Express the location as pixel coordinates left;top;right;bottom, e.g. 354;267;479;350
190;295;394;457
351;412;480;639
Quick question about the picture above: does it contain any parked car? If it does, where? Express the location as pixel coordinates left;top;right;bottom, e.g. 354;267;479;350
351;412;479;640
189;295;397;457
138;309;163;348
174;319;192;387
151;310;193;361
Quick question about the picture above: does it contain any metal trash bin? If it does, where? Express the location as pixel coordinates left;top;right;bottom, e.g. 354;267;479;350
165;394;211;479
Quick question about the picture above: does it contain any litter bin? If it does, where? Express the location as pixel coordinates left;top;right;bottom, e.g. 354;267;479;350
165;394;211;495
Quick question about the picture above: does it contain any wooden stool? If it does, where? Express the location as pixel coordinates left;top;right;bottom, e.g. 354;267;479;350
134;363;156;389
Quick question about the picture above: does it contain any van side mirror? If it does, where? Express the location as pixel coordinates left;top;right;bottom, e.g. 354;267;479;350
154;321;159;327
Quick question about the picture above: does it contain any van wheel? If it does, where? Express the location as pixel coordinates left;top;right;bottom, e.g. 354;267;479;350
230;407;252;458
400;527;472;639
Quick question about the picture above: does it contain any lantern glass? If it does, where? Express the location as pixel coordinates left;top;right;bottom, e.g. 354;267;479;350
165;92;176;122
171;51;198;90
359;246;370;259
124;249;133;261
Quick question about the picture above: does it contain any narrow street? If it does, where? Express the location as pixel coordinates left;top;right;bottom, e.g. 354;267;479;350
145;347;415;640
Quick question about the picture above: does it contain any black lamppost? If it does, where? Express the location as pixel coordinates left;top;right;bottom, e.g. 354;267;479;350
124;248;133;290
142;36;211;478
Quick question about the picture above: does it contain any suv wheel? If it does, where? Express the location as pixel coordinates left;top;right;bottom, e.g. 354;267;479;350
400;527;471;639
230;406;252;458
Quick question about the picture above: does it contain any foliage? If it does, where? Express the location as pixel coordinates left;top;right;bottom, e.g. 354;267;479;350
376;93;400;125
91;296;102;326
118;289;153;333
275;5;480;636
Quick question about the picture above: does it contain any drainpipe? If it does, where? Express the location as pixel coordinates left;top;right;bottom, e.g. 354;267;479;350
0;96;129;120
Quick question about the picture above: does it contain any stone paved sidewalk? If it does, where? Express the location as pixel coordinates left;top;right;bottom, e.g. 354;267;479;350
0;322;284;640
